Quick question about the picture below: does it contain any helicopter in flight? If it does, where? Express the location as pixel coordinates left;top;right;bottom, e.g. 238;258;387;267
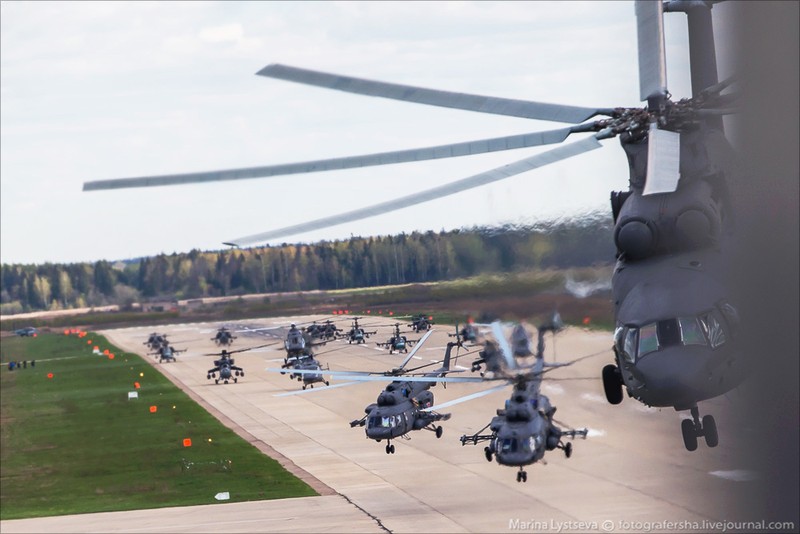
83;1;743;450
150;342;186;363
211;327;237;347
376;323;418;354
343;317;377;345
280;350;331;390
205;343;274;385
270;330;458;454
143;332;168;351
455;322;588;482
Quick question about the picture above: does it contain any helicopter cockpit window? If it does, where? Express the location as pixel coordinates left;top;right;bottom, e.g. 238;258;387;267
622;328;638;363
638;323;659;357
656;319;681;347
679;316;706;346
382;417;391;428
500;438;518;453
699;312;726;348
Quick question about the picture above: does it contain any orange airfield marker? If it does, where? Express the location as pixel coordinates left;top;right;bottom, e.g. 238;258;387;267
149;406;158;413
183;438;192;447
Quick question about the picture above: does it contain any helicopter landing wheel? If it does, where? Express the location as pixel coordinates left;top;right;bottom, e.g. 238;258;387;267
325;381;330;386
516;470;527;483
484;447;493;462
224;380;229;385
241;371;244;377
385;443;392;454
215;379;219;385
234;377;237;383
302;384;306;390
564;442;573;458
207;374;211;380
702;415;719;448
602;364;623;405
389;444;395;454
435;426;443;439
681;418;698;451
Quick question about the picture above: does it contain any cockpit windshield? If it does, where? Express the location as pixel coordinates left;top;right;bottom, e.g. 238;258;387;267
615;304;735;362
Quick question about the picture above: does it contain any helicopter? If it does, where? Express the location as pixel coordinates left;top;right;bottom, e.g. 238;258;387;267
343;317;377;345
283;322;329;359
150;342;186;363
456;322;588;483
143;332;168;351
375;323;417;354
211;327;237;347
409;315;434;333
205;343;275;385
83;1;744;450
270;330;457;454
452;321;479;345
280;350;331;390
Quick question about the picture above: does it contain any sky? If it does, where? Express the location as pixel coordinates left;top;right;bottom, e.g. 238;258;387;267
1;1;735;265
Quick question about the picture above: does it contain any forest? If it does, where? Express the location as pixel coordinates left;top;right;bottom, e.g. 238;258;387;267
1;214;615;314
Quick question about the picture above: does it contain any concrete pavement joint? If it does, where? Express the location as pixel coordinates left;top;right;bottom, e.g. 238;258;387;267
339;492;392;534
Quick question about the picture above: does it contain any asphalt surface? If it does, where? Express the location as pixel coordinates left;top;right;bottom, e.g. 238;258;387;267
2;316;762;533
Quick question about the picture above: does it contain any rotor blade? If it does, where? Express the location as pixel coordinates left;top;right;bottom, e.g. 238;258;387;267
491;321;517;371
397;329;434;370
227;134;604;245
82;128;583;191
643;123;681;195
274;381;362;397
258;64;614;124
421;383;509;412
267;369;487;384
635;0;668;103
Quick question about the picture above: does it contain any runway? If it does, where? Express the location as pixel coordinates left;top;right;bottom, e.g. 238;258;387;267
2;316;761;533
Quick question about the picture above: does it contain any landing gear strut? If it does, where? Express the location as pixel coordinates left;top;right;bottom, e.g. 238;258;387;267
681;406;719;451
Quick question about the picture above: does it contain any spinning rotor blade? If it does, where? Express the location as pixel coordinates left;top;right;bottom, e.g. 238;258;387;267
82;128;585;191
397;329;434;370
227;134;605;246
421;383;509;412
258;64;614;124
491;321;517;371
266;367;484;384
274;381;362;397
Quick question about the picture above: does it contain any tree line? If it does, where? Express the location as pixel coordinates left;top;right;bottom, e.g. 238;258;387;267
1;215;614;314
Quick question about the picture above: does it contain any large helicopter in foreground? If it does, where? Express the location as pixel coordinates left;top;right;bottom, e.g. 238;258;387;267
84;1;744;450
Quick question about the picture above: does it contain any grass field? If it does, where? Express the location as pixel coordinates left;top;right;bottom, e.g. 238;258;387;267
0;332;316;520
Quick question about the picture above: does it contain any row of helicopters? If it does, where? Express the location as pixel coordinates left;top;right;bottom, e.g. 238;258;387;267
268;314;594;482
144;317;444;389
89;1;745;453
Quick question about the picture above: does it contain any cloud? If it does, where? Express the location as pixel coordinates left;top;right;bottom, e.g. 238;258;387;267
199;23;244;44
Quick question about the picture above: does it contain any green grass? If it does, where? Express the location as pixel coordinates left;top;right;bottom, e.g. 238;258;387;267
0;333;316;520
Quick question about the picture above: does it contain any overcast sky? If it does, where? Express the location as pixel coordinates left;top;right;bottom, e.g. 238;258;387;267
1;1;735;265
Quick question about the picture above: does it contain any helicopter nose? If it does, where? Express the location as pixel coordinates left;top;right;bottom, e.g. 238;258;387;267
632;345;736;407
